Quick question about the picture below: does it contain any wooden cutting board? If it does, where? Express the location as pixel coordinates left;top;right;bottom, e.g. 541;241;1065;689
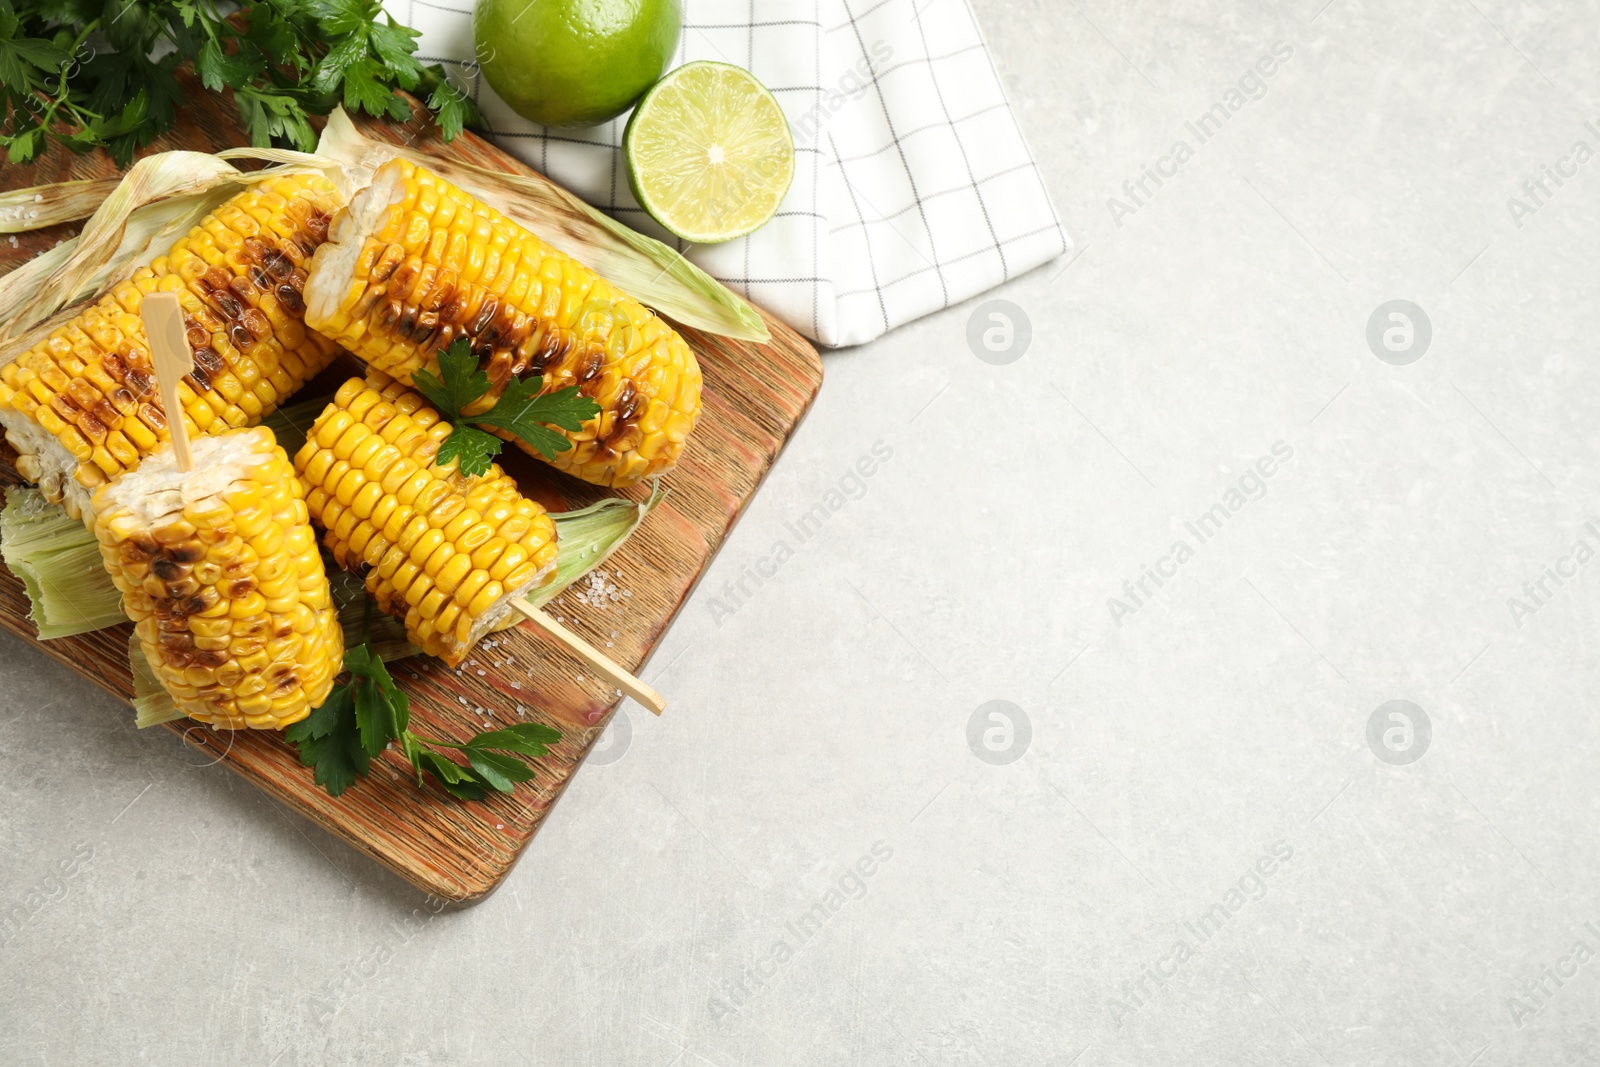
0;91;822;903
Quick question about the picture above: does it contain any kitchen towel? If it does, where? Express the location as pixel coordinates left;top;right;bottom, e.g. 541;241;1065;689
387;0;1068;347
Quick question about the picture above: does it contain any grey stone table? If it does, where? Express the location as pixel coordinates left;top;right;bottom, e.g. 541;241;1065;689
4;1;1598;1063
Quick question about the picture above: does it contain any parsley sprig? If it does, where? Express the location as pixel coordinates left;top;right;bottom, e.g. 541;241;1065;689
0;0;480;166
412;337;601;478
286;638;561;800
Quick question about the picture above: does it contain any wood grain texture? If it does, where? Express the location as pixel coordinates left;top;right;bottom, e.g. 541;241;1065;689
0;88;822;903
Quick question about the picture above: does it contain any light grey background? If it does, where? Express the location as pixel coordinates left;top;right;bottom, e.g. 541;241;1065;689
4;0;1600;1063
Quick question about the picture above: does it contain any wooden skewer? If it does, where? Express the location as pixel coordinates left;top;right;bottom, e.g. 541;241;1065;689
511;597;666;715
141;292;195;473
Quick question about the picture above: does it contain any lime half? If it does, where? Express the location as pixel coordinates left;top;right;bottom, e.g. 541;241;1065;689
624;61;795;243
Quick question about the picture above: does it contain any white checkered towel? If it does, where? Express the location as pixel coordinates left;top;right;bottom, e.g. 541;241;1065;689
387;0;1068;347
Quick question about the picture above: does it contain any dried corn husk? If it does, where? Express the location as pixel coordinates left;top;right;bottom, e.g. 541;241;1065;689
311;110;767;342
0;179;121;233
0;150;344;353
1;114;766;353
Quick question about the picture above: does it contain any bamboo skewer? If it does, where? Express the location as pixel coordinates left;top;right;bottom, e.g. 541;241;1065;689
140;292;194;473
511;598;666;715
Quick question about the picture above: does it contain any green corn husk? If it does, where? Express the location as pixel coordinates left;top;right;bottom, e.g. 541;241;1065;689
0;487;124;638
129;635;174;729
526;487;662;608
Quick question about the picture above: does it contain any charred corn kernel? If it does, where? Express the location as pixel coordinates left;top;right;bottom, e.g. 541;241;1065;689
0;175;347;521
303;159;701;488
294;376;559;666
91;426;341;730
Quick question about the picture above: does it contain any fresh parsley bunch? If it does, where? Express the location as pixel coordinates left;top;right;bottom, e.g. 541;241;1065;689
412;337;601;478
287;638;562;800
0;0;481;166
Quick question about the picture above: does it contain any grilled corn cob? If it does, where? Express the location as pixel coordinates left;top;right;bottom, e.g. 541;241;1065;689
303;159;700;487
91;426;342;730
293;373;560;666
0;174;345;520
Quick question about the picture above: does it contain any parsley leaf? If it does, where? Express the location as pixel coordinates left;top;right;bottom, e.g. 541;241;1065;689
0;0;475;167
412;338;602;472
467;723;562;758
284;685;367;797
369;19;424;90
469;376;599;461
411;338;491;415
342;59;400;118
196;37;259;92
309;31;369;96
0;36;65;93
434;425;502;479
464;748;535;792
426;71;480;142
236;89;318;153
289;639;561;801
413;749;489;801
308;0;371;37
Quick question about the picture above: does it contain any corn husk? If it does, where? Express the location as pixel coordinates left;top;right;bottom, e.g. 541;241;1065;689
1;118;766;354
0;486;124;638
0;150;345;354
130;636;180;728
0;179;122;233
311;110;768;342
526;487;662;608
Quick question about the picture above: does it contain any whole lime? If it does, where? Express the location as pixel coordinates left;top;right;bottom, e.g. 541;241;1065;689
473;0;682;128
